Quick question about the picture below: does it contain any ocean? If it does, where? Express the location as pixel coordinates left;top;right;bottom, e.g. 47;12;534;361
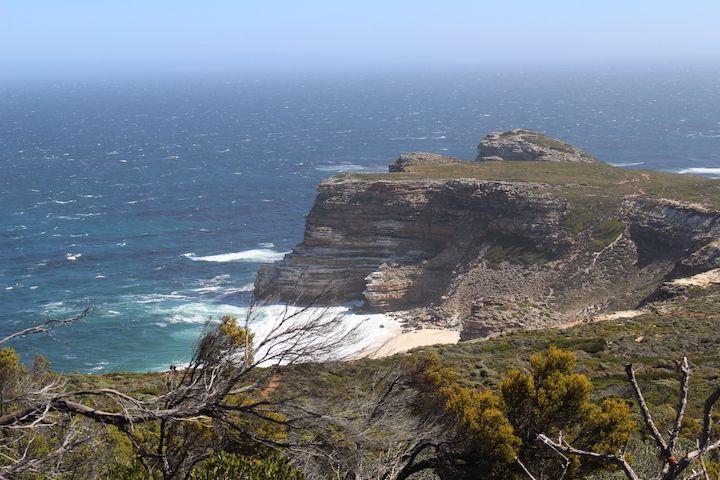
2;67;720;373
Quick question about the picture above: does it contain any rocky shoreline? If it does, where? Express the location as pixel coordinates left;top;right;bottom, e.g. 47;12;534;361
255;129;720;343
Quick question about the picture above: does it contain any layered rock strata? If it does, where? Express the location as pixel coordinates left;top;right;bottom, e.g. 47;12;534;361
255;131;720;340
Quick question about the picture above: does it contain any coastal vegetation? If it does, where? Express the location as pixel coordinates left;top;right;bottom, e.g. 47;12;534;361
5;277;720;478
342;160;720;209
5;132;720;478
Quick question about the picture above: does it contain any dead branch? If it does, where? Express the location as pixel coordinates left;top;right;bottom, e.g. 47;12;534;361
668;357;691;455
529;358;720;480
0;307;90;346
537;434;641;480
625;363;669;456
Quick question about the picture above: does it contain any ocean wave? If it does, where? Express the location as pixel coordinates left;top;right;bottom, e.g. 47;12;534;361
134;293;190;304
678;167;720;175
315;164;365;172
182;249;288;263
609;161;645;167
155;302;248;325
65;253;82;261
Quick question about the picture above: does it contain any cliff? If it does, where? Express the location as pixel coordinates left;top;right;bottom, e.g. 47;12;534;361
255;131;720;340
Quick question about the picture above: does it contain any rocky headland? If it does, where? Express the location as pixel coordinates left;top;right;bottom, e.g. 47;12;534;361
255;129;720;342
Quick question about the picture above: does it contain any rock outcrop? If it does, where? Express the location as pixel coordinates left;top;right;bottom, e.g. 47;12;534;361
389;152;463;172
476;129;598;163
255;131;720;340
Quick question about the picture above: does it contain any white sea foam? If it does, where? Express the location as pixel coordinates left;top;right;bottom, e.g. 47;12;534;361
609;161;645;167
134;293;190;304
192;286;224;293
678;167;720;175
182;249;288;263
65;253;82;261
152;302;400;362
315;164;365;172
90;361;109;372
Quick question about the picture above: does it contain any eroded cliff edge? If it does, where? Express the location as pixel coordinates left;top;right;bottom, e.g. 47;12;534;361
255;130;720;340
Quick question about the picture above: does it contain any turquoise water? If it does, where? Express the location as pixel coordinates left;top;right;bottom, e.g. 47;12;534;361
2;68;720;372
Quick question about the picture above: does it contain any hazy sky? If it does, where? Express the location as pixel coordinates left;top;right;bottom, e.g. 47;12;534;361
2;0;720;78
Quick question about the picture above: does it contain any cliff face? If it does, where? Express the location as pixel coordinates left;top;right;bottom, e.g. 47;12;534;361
256;131;720;340
256;177;565;306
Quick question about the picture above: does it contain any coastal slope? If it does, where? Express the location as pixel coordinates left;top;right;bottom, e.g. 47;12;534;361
255;130;720;340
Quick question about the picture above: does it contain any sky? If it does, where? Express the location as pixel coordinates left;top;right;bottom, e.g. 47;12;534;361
2;0;720;79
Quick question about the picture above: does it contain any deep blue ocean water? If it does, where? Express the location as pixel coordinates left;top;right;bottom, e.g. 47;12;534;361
2;68;720;373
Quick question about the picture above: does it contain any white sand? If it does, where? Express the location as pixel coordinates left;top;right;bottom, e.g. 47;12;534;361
367;328;460;358
214;303;457;362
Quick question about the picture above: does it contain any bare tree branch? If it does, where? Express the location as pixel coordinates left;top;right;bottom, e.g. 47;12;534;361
625;363;669;455
537;434;641;480
0;307;90;346
516;457;538;480
668;357;691;456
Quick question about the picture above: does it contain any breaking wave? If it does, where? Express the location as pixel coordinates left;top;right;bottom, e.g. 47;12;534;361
678;167;720;175
609;161;645;167
182;249;288;263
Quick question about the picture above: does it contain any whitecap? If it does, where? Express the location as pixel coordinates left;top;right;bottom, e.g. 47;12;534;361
192;286;224;294
90;361;108;372
52;199;76;204
182;249;288;263
678;167;720;175
134;293;190;304
610;161;645;167
258;242;275;248
65;253;82;261
315;164;365;172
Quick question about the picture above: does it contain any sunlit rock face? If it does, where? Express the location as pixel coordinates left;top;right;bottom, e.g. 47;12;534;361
255;133;720;340
477;129;599;163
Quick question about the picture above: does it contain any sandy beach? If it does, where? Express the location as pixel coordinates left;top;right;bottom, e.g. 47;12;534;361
368;328;461;358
